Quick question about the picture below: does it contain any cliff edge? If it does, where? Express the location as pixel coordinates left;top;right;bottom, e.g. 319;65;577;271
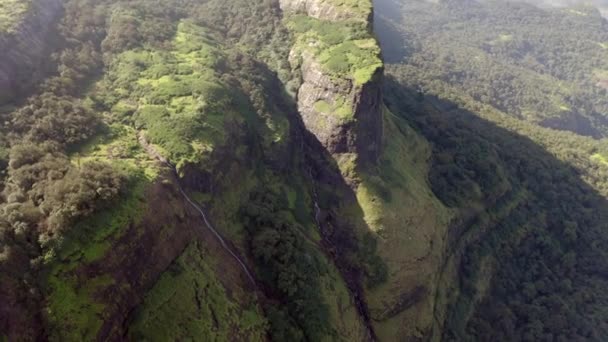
282;0;383;166
0;0;62;104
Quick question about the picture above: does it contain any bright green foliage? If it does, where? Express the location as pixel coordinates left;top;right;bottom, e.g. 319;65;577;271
129;243;267;341
46;275;114;341
314;97;352;120
98;18;290;170
0;0;379;340
100;21;241;170
287;15;382;85
592;153;608;166
43;173;149;340
71;124;159;179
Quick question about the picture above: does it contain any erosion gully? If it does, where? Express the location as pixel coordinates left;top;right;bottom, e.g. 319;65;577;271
139;130;376;341
137;133;257;288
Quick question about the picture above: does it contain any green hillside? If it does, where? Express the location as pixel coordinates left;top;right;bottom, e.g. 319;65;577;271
378;0;608;339
1;0;608;340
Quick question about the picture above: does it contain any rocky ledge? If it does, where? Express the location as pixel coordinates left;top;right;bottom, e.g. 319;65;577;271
281;0;383;166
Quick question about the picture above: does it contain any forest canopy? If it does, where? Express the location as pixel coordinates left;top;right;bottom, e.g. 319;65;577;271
378;0;608;339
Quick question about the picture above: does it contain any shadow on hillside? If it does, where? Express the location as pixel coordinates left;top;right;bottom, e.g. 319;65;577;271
383;74;608;339
169;52;385;339
373;0;411;64
258;58;384;338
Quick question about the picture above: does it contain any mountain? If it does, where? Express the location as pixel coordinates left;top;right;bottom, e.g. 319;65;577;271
0;0;607;341
377;0;608;340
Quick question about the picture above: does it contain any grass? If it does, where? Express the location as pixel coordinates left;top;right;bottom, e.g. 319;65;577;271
45;275;114;341
314;98;352;120
43;173;151;340
0;0;30;33
286;13;382;123
128;242;267;341
324;0;373;18
350;108;452;339
103;19;290;171
287;15;382;86
104;21;233;170
70;124;159;180
592;153;608;166
318;253;370;340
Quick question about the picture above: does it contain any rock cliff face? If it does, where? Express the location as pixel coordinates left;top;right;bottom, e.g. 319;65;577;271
279;0;373;23
282;0;383;166
0;0;62;104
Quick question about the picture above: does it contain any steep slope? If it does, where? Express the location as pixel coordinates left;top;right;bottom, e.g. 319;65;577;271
375;0;608;137
0;0;62;104
281;1;456;339
282;0;384;166
0;0;391;340
376;0;608;340
0;0;460;340
7;0;606;341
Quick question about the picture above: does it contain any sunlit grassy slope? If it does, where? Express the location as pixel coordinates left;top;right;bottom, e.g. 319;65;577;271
337;107;452;339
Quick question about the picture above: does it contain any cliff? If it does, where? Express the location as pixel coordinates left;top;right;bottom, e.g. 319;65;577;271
0;1;449;340
283;1;451;340
282;0;383;166
0;0;62;104
279;0;373;23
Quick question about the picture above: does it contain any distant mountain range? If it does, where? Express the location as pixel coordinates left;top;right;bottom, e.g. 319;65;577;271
520;0;608;17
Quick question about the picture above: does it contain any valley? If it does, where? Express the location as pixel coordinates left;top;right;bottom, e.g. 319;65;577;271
0;0;608;341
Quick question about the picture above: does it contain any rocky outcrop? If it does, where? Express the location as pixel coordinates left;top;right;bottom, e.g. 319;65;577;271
293;52;383;164
282;0;383;166
0;0;62;104
279;0;372;23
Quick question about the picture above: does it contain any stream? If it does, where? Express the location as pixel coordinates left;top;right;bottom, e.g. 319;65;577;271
138;133;257;288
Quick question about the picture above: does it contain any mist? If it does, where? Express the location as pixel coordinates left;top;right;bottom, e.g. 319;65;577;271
510;0;608;16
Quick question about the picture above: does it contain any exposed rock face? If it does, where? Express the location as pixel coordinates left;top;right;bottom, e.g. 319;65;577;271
279;0;371;22
0;0;62;104
282;0;383;166
293;52;383;164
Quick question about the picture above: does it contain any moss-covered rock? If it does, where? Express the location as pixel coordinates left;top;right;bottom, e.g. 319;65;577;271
284;0;384;166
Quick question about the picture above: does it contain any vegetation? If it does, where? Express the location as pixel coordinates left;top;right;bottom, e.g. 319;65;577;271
324;0;373;18
0;0;386;339
129;242;267;341
287;15;382;86
241;188;332;341
377;0;608;137
0;0;30;33
386;67;608;340
379;0;608;339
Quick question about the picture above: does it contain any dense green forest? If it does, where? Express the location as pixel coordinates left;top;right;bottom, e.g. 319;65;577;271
377;0;608;340
0;0;299;338
0;0;388;340
3;0;608;340
377;0;608;137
